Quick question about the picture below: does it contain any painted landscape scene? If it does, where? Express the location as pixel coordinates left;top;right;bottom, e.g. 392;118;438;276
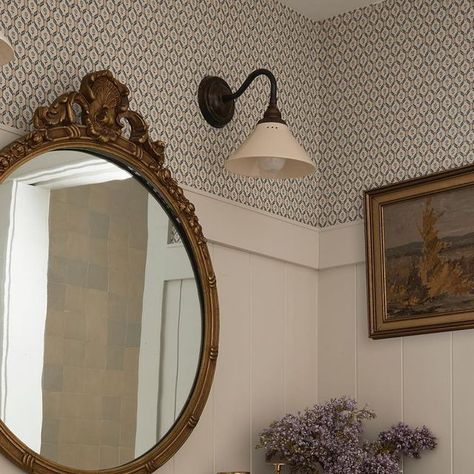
384;186;474;319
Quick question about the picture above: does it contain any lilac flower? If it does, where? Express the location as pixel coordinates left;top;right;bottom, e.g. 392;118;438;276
378;422;437;458
257;397;436;474
361;451;399;474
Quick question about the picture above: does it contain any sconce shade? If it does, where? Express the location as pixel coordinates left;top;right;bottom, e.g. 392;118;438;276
0;33;14;66
225;122;315;179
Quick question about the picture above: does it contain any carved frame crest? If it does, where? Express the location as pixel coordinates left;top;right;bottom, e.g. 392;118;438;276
0;70;219;474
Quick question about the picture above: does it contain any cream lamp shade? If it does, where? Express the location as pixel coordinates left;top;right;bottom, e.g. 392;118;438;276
198;70;316;179
0;33;14;66
225;122;315;179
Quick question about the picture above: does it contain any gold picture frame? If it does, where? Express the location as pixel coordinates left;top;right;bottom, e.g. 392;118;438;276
0;70;219;473
365;164;474;339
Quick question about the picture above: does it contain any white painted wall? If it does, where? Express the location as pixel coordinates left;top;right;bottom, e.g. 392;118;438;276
136;197;200;455
318;220;472;474
0;182;50;454
157;278;200;439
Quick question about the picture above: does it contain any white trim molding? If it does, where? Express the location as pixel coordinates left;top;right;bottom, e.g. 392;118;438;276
9;150;130;189
318;220;365;269
183;187;319;269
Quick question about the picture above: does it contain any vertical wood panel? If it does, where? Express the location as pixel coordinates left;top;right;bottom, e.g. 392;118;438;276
355;263;403;438
212;246;252;472
251;255;286;474
452;330;474;473
319;261;457;474
403;333;452;474
318;265;357;401
173;390;214;474
285;265;318;413
318;223;469;474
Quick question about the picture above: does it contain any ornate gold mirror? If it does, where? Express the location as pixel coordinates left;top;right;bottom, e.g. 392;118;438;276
0;71;218;473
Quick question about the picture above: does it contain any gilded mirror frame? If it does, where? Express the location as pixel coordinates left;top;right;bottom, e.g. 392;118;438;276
0;70;219;474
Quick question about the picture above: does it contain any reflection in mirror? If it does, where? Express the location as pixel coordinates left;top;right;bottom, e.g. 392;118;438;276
0;151;202;470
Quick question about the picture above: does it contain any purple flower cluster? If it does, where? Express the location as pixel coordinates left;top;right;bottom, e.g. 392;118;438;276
377;422;437;459
360;445;400;474
257;397;436;474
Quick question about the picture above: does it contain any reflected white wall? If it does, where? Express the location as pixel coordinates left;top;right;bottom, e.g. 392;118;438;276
135;197;167;455
135;196;200;456
164;278;200;420
0;182;50;452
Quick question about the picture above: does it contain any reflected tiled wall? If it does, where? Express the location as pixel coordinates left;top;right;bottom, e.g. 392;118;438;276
41;179;148;470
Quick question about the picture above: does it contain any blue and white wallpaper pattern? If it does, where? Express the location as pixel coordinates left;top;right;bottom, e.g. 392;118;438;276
317;0;473;227
0;0;472;228
0;0;321;225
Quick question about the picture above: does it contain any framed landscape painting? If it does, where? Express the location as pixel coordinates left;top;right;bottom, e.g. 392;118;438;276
365;165;474;338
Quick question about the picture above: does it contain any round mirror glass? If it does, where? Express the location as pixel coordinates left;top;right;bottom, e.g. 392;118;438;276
0;150;202;470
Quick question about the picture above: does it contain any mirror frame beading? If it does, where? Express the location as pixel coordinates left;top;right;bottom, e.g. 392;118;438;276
0;70;219;474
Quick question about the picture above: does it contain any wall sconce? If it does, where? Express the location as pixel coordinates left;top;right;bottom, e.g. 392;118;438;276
198;69;315;179
0;33;14;66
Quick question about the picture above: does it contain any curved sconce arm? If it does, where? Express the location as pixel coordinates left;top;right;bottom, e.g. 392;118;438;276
198;69;285;128
222;69;284;124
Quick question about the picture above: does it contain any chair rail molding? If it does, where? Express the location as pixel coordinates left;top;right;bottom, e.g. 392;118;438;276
318;220;365;270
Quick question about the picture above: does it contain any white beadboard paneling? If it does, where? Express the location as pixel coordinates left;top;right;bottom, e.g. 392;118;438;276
355;263;403;438
212;245;252;472
284;265;318;413
403;333;452;474
318;265;357;401
452;330;474;473
251;255;286;474
318;221;474;474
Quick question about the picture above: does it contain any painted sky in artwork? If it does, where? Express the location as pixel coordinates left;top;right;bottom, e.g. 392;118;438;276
384;184;474;249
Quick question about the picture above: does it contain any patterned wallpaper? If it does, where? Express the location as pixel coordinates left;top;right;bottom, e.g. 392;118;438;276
0;0;321;226
0;0;472;228
317;0;473;227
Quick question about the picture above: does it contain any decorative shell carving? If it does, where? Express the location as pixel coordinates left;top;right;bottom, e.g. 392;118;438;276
34;70;165;160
